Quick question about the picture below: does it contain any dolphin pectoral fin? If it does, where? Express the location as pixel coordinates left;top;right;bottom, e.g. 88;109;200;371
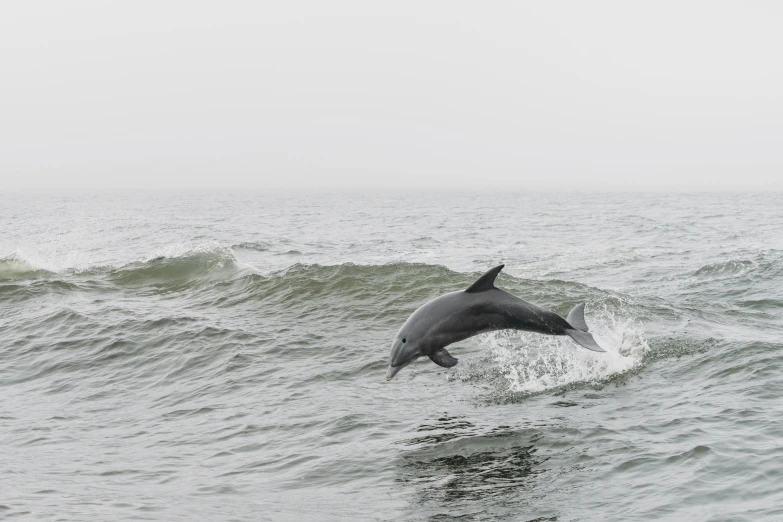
429;348;459;368
566;329;605;352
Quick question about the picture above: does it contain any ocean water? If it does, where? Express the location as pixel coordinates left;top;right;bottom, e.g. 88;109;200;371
1;190;782;521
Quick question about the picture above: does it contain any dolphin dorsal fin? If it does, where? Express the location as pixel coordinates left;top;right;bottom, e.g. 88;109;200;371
465;264;505;293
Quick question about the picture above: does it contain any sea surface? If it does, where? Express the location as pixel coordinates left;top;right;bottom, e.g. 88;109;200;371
1;191;782;521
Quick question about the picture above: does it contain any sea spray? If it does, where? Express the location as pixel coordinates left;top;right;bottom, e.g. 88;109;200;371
454;302;649;396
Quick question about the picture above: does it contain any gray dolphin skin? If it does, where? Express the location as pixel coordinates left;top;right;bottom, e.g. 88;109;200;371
385;264;605;381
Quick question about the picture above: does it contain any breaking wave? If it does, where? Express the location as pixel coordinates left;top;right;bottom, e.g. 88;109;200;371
103;245;254;288
0;255;45;279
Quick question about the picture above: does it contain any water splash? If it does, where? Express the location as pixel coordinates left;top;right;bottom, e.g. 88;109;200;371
462;303;649;395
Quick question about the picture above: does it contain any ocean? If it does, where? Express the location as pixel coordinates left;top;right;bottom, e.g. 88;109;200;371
1;190;781;521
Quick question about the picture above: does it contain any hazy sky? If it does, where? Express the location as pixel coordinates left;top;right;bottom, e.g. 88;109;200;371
2;1;782;191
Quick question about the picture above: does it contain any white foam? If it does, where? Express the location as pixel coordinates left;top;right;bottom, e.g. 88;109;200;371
3;248;92;273
474;304;649;394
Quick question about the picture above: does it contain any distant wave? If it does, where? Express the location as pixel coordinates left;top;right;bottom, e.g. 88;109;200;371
694;259;754;277
691;251;782;287
737;298;783;310
231;241;273;252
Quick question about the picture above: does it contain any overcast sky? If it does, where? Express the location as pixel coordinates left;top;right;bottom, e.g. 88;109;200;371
1;1;782;191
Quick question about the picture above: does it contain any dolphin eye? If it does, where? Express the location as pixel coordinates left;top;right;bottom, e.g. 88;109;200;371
402;338;406;343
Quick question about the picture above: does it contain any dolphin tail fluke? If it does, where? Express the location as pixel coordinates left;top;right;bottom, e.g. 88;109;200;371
566;302;589;332
565;303;604;352
566;328;605;352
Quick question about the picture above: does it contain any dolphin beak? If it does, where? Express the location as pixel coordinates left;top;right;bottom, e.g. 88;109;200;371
385;365;402;381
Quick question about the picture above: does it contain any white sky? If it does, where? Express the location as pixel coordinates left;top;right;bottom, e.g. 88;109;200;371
1;1;782;191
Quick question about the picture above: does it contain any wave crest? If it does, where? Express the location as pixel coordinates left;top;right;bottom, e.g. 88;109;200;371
105;245;251;289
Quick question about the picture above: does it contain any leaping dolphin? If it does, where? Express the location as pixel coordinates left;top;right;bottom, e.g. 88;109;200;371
385;264;605;381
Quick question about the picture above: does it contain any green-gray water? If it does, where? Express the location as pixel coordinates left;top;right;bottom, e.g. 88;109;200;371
1;191;782;521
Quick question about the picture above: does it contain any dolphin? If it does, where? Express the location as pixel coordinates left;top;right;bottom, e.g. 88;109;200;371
385;264;605;381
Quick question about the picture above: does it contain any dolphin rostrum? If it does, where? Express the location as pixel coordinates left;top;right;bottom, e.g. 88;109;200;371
385;264;605;381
